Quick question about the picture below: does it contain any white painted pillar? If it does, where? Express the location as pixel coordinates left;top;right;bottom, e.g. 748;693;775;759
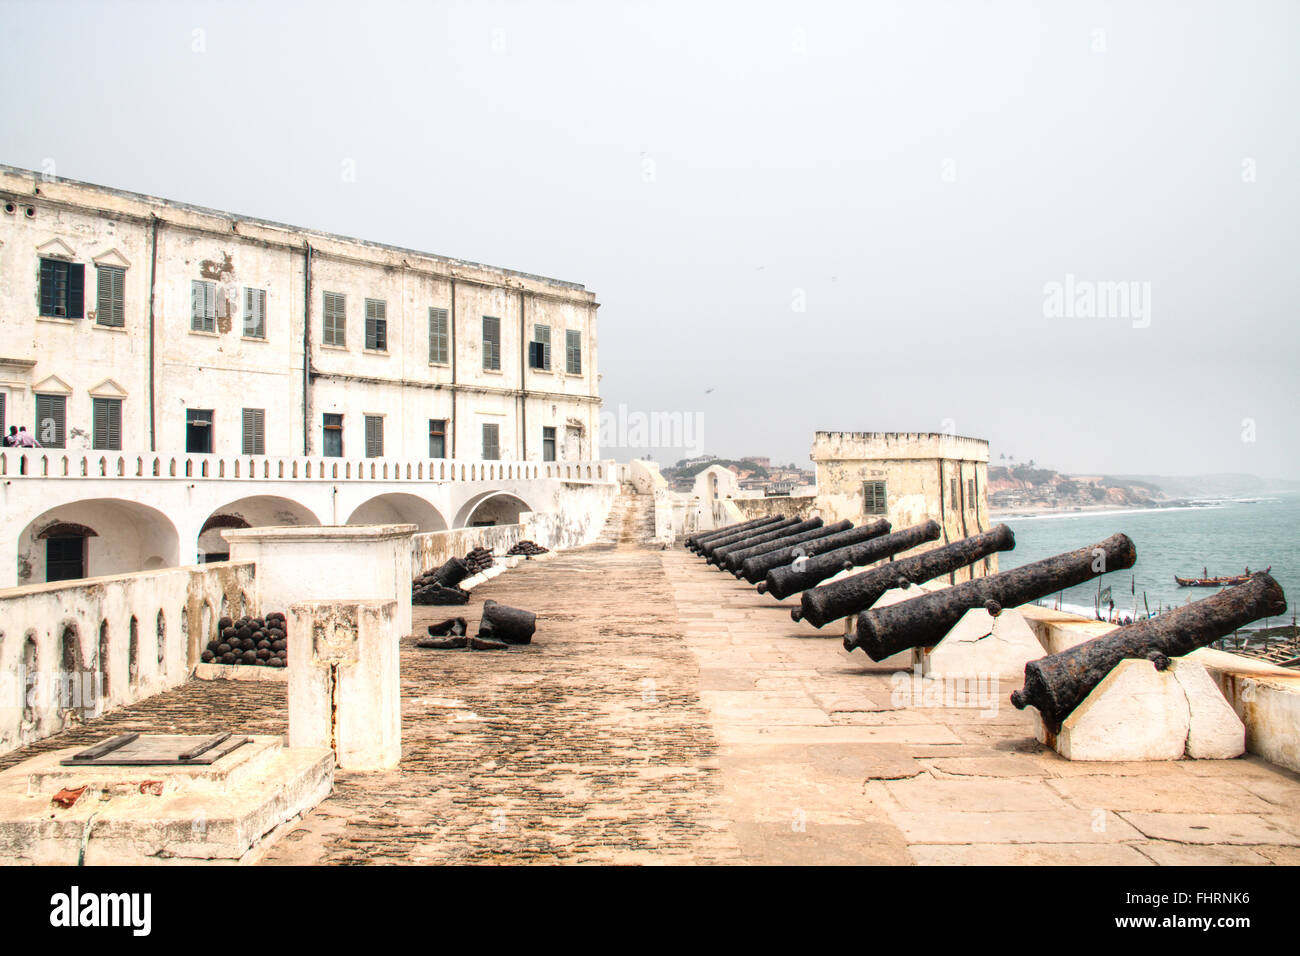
221;523;416;637
287;600;401;770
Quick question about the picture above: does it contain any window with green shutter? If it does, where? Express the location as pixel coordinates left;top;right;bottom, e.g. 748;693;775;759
241;408;265;455
191;280;217;332
322;292;346;346
863;480;887;516
92;398;122;450
482;316;501;370
40;259;85;318
429;307;449;365
529;324;551;370
542;426;556;462
482;423;500;460
565;329;582;375
365;298;387;351
244;288;266;339
96;266;125;327
323;413;343;457
36;393;67;448
364;415;384;458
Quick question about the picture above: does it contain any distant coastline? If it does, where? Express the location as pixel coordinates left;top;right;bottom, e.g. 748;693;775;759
989;500;1208;521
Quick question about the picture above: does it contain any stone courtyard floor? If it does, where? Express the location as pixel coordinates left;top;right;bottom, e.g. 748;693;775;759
6;539;1300;864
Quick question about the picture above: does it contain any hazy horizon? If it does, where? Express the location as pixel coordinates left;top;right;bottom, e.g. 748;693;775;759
2;0;1295;478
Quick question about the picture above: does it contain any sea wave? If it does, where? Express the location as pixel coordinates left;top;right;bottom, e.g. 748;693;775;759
998;504;1228;523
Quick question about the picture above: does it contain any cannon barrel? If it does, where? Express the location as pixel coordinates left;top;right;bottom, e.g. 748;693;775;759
851;532;1137;661
1012;571;1287;729
699;517;799;559
722;520;852;574
772;520;942;606
687;515;782;552
708;518;820;565
791;524;1015;624
741;519;891;584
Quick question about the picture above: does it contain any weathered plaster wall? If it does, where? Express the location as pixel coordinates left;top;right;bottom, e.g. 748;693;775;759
730;495;819;522
811;431;993;583
0;560;256;756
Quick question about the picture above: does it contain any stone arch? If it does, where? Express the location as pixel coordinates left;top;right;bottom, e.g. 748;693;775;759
17;499;180;585
346;493;449;532
453;491;534;529
196;495;323;560
58;622;84;715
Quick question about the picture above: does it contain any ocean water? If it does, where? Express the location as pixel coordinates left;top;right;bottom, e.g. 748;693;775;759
995;494;1300;629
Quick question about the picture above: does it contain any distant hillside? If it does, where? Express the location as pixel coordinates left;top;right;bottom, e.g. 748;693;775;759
989;464;1170;510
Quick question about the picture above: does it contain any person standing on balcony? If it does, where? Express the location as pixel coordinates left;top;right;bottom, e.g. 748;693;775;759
3;426;17;447
17;426;40;448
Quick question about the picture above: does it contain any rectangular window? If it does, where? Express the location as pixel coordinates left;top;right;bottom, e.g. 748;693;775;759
429;307;450;365
0;393;5;437
542;426;556;462
565;328;582;375
529;324;551;370
429;419;447;459
967;478;976;505
950;478;958;503
241;408;265;455
364;415;384;458
322;291;346;346
35;393;67;448
39;258;85;318
482;422;500;460
323;413;343;458
243;287;266;339
185;409;213;454
365;298;387;351
95;265;125;327
482;316;501;371
863;480;887;515
191;280;217;332
92;397;122;451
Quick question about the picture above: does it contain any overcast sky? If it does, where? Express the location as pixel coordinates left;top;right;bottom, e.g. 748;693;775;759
2;0;1295;477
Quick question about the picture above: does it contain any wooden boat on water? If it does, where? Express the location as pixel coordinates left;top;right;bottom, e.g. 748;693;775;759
1175;566;1268;588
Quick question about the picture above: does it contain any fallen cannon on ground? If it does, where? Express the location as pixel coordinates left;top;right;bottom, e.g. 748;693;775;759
709;518;823;567
1011;570;1287;729
477;599;537;645
789;523;1013;624
769;519;942;606
686;515;783;552
722;520;852;575
849;532;1137;661
699;517;800;561
740;519;891;584
417;616;469;649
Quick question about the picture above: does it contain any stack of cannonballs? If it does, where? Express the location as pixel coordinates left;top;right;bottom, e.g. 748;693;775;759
201;612;289;667
463;546;494;575
506;540;549;557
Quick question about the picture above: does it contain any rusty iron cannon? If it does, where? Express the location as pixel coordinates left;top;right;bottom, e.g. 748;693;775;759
687;515;783;553
708;517;821;566
739;519;892;584
849;532;1137;661
722;520;853;574
1012;571;1287;729
699;517;799;560
768;520;942;605
790;524;1015;625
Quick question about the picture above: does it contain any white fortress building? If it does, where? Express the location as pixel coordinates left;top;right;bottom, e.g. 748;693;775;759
0;165;611;587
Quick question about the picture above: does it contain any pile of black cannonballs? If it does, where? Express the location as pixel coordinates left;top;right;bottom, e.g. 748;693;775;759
200;612;288;667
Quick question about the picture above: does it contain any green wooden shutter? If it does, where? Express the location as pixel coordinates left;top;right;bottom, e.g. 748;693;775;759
482;316;500;370
429;308;449;364
36;394;66;448
482;423;499;460
566;329;582;374
92;398;122;450
66;264;85;318
242;408;265;455
365;415;383;457
96;266;125;327
244;288;266;338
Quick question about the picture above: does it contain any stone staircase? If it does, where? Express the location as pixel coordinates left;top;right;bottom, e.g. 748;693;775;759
592;482;656;549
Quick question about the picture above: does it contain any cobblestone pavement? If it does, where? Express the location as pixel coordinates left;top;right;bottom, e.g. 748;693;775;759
662;549;1300;865
263;541;744;864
